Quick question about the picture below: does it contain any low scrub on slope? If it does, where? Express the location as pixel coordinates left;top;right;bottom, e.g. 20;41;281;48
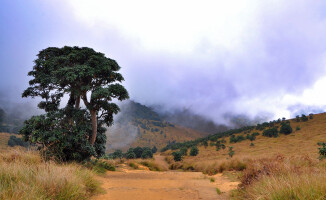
0;148;100;200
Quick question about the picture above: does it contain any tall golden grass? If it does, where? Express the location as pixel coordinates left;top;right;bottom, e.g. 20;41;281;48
0;148;101;200
234;154;326;200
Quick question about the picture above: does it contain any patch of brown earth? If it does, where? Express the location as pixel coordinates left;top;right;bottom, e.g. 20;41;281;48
93;170;238;200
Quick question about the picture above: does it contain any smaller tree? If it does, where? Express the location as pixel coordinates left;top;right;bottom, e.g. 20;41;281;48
133;147;144;158
228;146;235;158
301;114;308;122
180;147;188;156
190;146;199;156
172;151;182;161
112;150;123;159
141;147;153;159
318;143;326;160
152;146;158;154
280;123;293;135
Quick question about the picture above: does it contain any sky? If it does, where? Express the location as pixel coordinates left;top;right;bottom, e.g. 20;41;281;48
1;0;326;124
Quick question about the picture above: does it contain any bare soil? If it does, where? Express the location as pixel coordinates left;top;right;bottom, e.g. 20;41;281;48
93;167;238;200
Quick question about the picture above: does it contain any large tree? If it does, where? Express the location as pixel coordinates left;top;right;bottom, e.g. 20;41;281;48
21;46;129;161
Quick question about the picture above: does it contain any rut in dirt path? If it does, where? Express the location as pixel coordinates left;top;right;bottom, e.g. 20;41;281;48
93;170;238;200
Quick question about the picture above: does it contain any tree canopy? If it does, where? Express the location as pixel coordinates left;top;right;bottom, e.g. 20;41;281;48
20;46;129;161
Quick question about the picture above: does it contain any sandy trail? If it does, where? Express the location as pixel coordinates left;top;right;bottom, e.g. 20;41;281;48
93;169;238;200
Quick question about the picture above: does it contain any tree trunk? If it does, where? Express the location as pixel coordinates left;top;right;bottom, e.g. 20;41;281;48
90;109;97;145
75;97;80;109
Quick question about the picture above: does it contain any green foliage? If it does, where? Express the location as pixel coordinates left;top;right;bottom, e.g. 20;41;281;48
301;114;308;122
152;146;158;153
262;127;278;138
133;146;144;158
190;146;199;156
216;188;222;195
20;109;106;161
228;146;235;158
250;143;254;146
141;147;153;159
7;135;29;147
202;140;208;148
172;151;182;161
21;46;129;162
83;159;115;174
296;126;301;131
230;135;246;143
179;147;188;156
111;150;123;159
318;143;326;160
279;123;293;135
309;113;314;119
125;148;136;159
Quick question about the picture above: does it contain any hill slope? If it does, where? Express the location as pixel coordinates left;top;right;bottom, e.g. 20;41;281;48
106;100;209;151
163;112;326;166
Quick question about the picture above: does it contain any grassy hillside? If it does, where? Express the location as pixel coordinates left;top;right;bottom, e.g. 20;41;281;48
106;101;209;151
163;112;326;199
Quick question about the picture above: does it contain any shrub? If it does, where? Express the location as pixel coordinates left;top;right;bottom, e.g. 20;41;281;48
133;146;144;158
180;147;188;156
172;151;182;161
141;147;153;159
190;146;199;156
262;127;278;138
279;123;293;135
301;114;308;122
7;135;29;147
250;143;254;147
296;126;301;131
111;150;123;159
152;146;158;153
126;151;136;159
228;146;235;158
318;143;326;160
83;159;115;174
309;113;314;119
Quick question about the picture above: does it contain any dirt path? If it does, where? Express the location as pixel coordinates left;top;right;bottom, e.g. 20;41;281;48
93;169;238;200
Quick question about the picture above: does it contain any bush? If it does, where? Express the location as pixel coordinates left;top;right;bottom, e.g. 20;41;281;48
318;143;326;160
111;150;123;159
133;146;144;158
309;113;314;119
296;126;301;131
7;135;29;147
250;143;254;146
301;114;308;122
228;146;235;158
180;147;188;156
279;123;293;135
141;147;153;159
126;151;136;159
262;127;278;138
83;159;115;174
152;146;158;153
172;151;182;161
190;146;199;156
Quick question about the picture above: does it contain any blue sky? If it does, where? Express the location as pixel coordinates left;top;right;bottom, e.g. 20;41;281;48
1;0;326;123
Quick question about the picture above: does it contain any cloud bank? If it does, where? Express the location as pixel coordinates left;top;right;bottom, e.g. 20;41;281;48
1;0;326;125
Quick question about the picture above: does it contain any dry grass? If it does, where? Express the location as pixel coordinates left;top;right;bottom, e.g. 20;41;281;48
173;113;326;174
233;155;326;200
0;148;101;200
